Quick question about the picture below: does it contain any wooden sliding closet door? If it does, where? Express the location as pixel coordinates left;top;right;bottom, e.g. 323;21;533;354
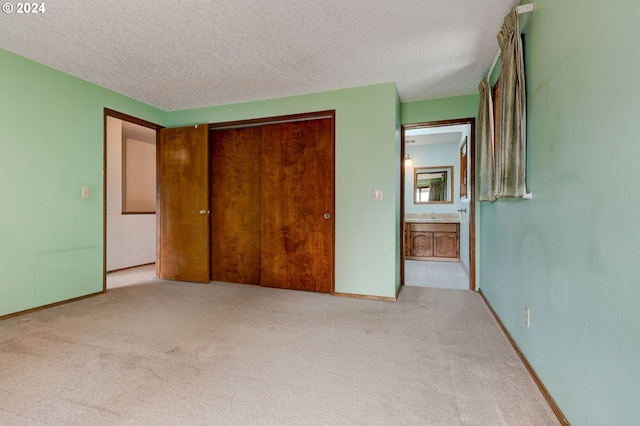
210;127;262;284
158;125;210;283
261;118;334;293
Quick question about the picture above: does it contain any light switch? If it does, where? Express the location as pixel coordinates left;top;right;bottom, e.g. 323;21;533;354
372;190;383;201
82;186;90;198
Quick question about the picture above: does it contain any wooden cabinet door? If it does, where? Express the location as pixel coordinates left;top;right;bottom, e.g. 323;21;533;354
261;118;334;293
406;223;459;260
433;232;458;258
158;125;210;283
410;231;434;257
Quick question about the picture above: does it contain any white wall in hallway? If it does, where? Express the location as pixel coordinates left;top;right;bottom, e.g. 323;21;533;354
106;116;156;271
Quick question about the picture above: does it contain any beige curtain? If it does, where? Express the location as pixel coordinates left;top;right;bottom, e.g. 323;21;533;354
477;76;496;201
495;8;526;197
429;181;442;201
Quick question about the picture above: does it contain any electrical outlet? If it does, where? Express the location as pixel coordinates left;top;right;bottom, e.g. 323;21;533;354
525;306;530;328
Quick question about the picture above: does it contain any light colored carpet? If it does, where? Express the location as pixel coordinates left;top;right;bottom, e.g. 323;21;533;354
0;273;558;425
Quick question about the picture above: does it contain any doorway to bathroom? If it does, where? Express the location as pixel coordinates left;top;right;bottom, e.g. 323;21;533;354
401;118;476;291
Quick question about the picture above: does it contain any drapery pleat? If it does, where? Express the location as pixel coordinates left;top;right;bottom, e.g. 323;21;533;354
429;181;443;201
477;77;496;201
496;8;526;197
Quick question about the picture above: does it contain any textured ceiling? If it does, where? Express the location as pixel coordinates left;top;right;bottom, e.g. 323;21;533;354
0;0;518;111
406;123;469;146
407;132;463;146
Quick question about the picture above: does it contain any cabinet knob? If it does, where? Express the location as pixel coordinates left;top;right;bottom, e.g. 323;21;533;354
199;209;210;216
323;213;331;219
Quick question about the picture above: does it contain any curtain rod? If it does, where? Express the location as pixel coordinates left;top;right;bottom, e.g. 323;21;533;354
486;3;534;79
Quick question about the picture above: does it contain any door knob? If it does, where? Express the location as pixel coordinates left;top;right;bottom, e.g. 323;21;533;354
199;209;210;216
323;213;331;219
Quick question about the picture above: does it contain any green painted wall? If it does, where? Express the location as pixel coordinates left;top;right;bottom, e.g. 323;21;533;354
0;46;401;311
400;94;479;125
0;49;166;316
167;83;400;298
479;1;640;424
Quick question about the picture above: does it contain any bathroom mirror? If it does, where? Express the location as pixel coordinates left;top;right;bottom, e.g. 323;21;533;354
414;166;453;204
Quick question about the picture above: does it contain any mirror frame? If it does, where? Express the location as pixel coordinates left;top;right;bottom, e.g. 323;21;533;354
460;137;468;200
414;165;454;204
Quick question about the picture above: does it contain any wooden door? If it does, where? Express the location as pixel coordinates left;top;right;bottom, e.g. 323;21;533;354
261;118;334;293
158;125;210;283
210;127;262;284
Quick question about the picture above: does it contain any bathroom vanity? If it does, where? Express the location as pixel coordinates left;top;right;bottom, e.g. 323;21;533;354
404;217;460;261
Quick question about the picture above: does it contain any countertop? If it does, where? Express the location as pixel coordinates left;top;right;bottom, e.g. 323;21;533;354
404;213;460;223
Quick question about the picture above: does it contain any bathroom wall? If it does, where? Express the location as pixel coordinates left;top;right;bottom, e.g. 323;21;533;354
404;140;461;215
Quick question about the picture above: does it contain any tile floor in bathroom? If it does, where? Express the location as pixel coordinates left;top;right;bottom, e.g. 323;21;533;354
404;260;469;290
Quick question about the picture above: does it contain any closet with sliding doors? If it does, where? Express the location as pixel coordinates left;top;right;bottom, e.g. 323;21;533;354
158;111;335;294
